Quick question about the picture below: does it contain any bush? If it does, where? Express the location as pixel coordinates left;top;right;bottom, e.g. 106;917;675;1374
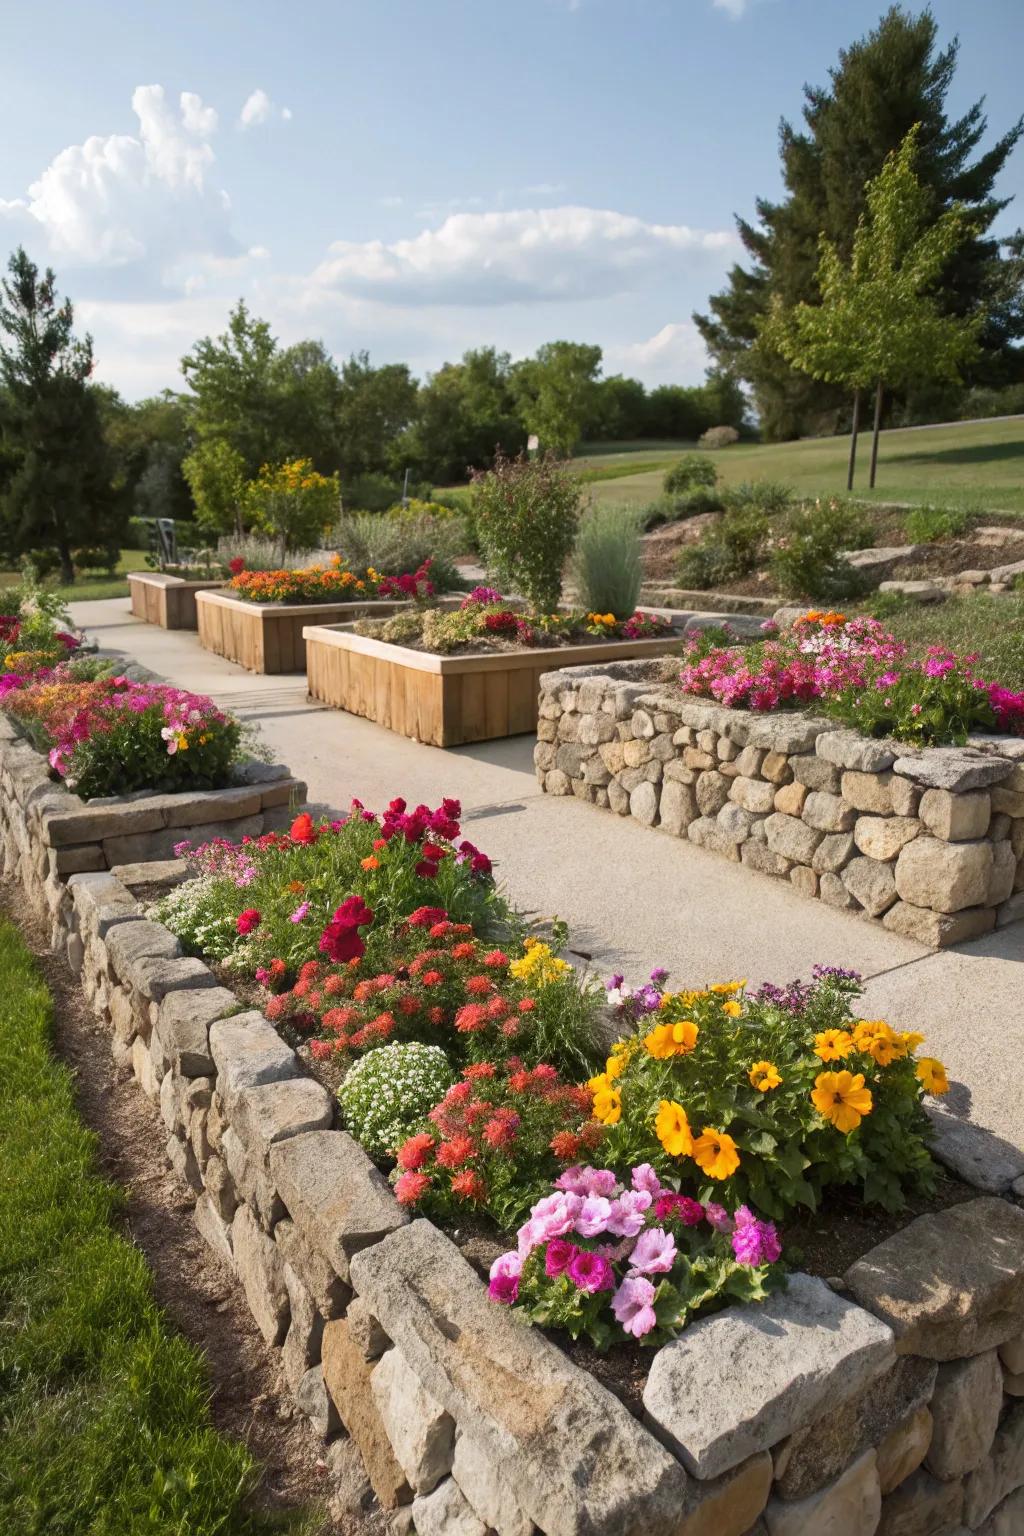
722;479;793;517
904;505;973;543
471;451;585;610
338;1042;456;1157
676;504;769;589
768;498;873;599
244;459;340;554
343;474;433;512
594;969;938;1219
662;454;719;496
216;534;315;572
73;545;120;574
332;512;466;590
699;425;740;449
571;506;644;618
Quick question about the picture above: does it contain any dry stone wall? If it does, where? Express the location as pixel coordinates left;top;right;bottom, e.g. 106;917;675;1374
5;721;1024;1534
536;659;1024;949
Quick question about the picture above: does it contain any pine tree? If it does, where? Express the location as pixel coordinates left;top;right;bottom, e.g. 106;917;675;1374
0;247;121;582
695;6;1023;440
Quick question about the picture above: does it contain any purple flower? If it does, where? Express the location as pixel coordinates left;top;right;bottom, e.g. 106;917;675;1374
705;1202;733;1234
631;1163;664;1199
574;1195;613;1238
606;1189;652;1238
567;1250;615;1294
607;972;625;991
730;1206;782;1267
488;1251;522;1304
289;901;310;923
544;1238;578;1277
612;1276;658;1338
650;966;670;987
629;1227;677;1275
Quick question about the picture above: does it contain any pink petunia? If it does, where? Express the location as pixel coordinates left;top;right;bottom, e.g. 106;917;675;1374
612;1276;658;1338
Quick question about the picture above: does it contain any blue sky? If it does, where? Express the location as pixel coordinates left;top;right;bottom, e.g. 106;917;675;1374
2;0;1022;398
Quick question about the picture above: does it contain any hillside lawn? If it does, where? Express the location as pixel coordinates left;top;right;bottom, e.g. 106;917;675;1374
580;416;1024;514
0;548;148;604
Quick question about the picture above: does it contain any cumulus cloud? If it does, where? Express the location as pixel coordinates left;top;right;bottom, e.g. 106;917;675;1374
605;321;710;384
239;88;292;128
308;205;737;307
1;84;235;277
713;0;749;17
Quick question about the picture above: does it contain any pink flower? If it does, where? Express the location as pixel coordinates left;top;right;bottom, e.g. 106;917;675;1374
612;1276;658;1338
236;908;261;936
629;1227;677;1275
730;1206;782;1267
488;1251;522;1303
631;1163;664;1198
568;1250;615;1294
605;1189;652;1238
289;901;310;923
705;1202;733;1233
544;1238;578;1277
555;1165;619;1199
573;1195;613;1238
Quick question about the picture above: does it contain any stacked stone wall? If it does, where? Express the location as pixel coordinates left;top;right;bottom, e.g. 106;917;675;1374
536;660;1024;948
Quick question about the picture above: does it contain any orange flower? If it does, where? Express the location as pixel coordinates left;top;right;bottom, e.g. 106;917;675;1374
361;855;379;871
644;1020;699;1059
692;1129;740;1180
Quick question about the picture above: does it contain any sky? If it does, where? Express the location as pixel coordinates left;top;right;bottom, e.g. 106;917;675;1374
2;0;1022;400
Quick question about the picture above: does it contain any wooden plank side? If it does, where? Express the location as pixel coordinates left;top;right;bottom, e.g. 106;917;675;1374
508;663;539;737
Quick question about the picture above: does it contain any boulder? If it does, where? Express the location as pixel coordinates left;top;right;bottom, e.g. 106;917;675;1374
842;856;899;917
854;817;921;861
321;1318;411;1510
371;1347;455;1495
883;901;996;948
892;749;1014;794
876;1467;965;1535
763;1449;881;1536
231;1078;334;1159
208;1012;299;1106
817;732;897;773
963;1403;1024;1529
232;1202;289;1345
764;813;824;865
918;788;991;842
269;1130;407;1283
812;832;856;874
411;1478;487;1536
842;771;896;815
876;1406;934;1497
894;837;994;914
926;1350;1002;1481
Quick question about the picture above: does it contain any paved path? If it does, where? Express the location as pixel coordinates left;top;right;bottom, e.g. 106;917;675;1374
70;598;1024;1170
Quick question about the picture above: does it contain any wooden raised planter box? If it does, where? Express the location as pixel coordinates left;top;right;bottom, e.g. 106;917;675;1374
195;589;418;675
128;571;226;630
303;624;682;747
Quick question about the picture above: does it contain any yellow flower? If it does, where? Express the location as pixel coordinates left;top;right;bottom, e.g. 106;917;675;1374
605;1052;625;1080
900;1031;926;1054
509;942;571;989
811;1071;873;1133
587;1071;611;1096
592;1084;622;1125
710;980;746;995
868;1033;906;1067
692;1128;741;1180
814;1029;854;1062
655;1100;693;1158
749;1060;782;1092
851;1019;892;1052
916;1057;949;1096
722;1000;742;1018
644;1020;699;1059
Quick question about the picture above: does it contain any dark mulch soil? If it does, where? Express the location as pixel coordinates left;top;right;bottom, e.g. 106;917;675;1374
0;883;388;1536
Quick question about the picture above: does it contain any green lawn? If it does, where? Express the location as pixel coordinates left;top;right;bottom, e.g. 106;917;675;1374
0;549;148;604
583;416;1024;514
861;591;1024;692
0;916;306;1536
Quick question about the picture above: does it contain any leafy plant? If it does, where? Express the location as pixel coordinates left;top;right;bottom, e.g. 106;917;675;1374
722;479;793;517
768;497;873;598
471;451;584;610
904;504;973;542
571;505;644;618
338;1042;456;1157
332;511;466;589
699;425;740;448
244;458;340;555
663;454;719;495
677;503;769;589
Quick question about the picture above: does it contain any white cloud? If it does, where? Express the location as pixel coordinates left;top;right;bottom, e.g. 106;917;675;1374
309;205;737;307
713;0;749;17
2;84;234;276
605;321;709;384
239;88;292;129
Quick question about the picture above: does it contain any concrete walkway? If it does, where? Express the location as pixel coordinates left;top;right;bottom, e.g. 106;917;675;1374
70;598;1024;1170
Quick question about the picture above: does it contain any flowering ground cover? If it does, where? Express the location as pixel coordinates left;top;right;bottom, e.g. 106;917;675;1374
353;585;672;654
156;793;950;1353
227;555;438;604
679;609;1024;744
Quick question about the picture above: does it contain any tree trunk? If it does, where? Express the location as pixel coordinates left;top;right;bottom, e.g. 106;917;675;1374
846;387;862;491
869;380;884;489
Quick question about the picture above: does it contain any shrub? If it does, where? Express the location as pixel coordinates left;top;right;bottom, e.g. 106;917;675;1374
676;504;769;589
470;451;584;610
343;472;408;513
722;479;793;517
489;1164;784;1348
768;498;873;599
662;455;719;496
571;506;644;618
904;505;973;543
338;1042;456;1157
73;545;120;574
592;968;939;1219
217;534;316;572
243;459;340;554
332;511;466;590
699;425;740;449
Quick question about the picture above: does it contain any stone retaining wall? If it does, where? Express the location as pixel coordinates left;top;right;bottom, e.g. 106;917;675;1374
536;659;1024;948
5;728;1024;1534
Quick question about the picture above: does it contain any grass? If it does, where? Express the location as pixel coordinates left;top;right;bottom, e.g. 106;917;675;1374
582;417;1024;515
0;549;149;604
0;916;306;1536
860;591;1024;692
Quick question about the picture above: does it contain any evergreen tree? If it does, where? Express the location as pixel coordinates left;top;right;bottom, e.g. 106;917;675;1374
695;6;1023;439
0;247;121;582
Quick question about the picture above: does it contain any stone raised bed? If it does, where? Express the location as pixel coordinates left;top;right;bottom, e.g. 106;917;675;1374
128;570;226;630
5;825;1024;1535
536;659;1024;949
196;588;424;675
303;624;686;748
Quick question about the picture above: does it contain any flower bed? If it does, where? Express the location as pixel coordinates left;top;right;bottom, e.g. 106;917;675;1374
128;570;226;630
304;592;679;747
12;794;1024;1535
536;650;1024;947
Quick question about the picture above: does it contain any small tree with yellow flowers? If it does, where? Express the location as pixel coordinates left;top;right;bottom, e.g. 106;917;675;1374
245;458;340;558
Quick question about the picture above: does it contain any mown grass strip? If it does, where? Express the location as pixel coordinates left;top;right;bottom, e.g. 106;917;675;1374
0;916;306;1536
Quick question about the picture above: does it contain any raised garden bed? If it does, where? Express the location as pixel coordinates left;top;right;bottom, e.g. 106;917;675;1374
536;658;1024;947
303;623;684;747
128;570;226;630
195;589;420;674
4;767;1024;1534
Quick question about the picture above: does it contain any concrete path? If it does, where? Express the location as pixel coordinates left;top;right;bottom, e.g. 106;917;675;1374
70;598;1024;1168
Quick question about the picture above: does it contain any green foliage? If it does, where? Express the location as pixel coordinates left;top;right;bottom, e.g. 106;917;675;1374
335;351;417;478
677;504;770;589
332;511;466;590
663;454;719;495
904;504;972;542
571;505;643;618
181;439;247;536
722;479;793;517
768;498;873;599
511;341;603;457
0;917;305;1536
216;533;315;572
338;1043;456;1158
396;346;525;483
858;591;1024;691
243;459;340;554
471;451;585;610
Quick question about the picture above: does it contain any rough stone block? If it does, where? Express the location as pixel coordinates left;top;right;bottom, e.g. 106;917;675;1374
630;781;659;826
659;778;698;837
883;901;996;948
963;1402;1024;1528
274;1217;351;1318
371;1347;455;1495
194;1190;235;1269
131;954;219;1002
843;856;899;917
346;1294;390;1360
803;791;855;833
688;816;741;861
763;1449;881;1536
845;1199;1024;1360
741;841;793;878
842;770;896;815
411;1478;487;1536
451;1431;533;1536
643;1274;894;1479
350;1220;690;1536
696;770;731;816
792;754;842;793
165;1131;202;1192
203;1154;237;1223
813;831;856;874
151;985;237;1076
925;1109;1024;1193
817;732;897;773
231;1078;334;1158
989;841;1017;906
103;918;181;982
321;1318;412;1510
296;1363;340;1440
894;837;994;914
232;1202;289;1345
790;865;819;898
892;749;1013;794
926;1350;1003;1481
876;1467;965;1534
854;817;921;861
876;1405;934;1497
730;776;776;813
209;1012;299;1106
764;813;824;865
919;788;991;842
281;1261;325;1391
773;781;807;817
270;1130;407;1283
717;802;756;842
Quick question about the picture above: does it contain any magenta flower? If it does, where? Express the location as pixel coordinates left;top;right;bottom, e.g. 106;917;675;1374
289;901;310;923
544;1238;578;1277
488;1251;522;1304
705;1202;733;1234
567;1250;615;1294
555;1165;619;1199
629;1227;677;1276
612;1276;658;1338
730;1206;782;1267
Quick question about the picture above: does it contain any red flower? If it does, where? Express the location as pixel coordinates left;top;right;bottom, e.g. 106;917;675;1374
228;556;245;575
451;1170;487;1202
323;974;347;996
463;1062;496;1080
517;998;536;1014
394;1171;431;1205
397;994;420;1016
408;906;448;928
437;1135;475;1169
550;1131;582;1161
264;994;289;1021
500;1020;520;1038
397;1132;436;1170
429;921;454;939
482;1115;519;1150
465;975;492;996
236;908;261;936
319;894;374;964
451;941;476;961
309;1039;333;1060
455;1003;488;1033
291;812;317;844
421;969;443;988
322;1006;358;1035
483;950;509;969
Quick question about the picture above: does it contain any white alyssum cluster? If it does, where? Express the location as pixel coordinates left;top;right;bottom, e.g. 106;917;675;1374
338;1041;455;1158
